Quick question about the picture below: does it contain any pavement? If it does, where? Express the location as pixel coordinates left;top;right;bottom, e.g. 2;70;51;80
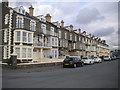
2;59;118;88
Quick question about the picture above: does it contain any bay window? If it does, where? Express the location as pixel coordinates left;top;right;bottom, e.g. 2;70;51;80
22;48;26;58
52;50;54;58
23;32;27;42
28;48;32;58
28;33;32;42
16;31;20;41
55;38;58;46
15;48;20;58
52;38;54;46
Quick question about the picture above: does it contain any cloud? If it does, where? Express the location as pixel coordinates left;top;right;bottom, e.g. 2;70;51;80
76;8;104;24
93;27;115;37
9;2;118;50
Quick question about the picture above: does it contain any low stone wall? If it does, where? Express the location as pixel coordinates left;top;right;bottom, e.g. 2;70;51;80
2;61;63;69
37;58;64;62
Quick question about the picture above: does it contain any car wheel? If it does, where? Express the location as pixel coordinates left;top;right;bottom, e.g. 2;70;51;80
73;64;77;68
63;65;66;68
81;63;84;67
89;61;91;64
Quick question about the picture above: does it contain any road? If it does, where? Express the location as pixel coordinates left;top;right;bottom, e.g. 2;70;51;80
2;60;118;88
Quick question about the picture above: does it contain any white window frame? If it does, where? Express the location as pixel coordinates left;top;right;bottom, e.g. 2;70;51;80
28;33;32;43
70;33;72;40
22;32;27;42
79;36;81;41
51;27;54;36
41;24;46;34
75;35;77;41
15;31;21;42
3;46;7;59
16;15;24;28
59;31;61;38
65;32;67;39
22;48;26;58
28;48;32;58
52;37;55;46
30;20;36;31
4;29;8;42
5;14;9;25
15;48;20;58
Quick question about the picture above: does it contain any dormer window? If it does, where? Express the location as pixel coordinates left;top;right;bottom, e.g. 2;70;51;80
22;10;24;14
14;6;26;15
36;15;46;22
19;9;21;12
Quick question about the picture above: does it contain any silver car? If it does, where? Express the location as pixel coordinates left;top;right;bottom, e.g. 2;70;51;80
94;57;102;63
81;57;94;64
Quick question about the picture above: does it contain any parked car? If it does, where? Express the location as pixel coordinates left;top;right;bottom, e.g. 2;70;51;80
111;56;117;60
103;56;111;61
94;57;102;63
81;57;94;64
116;56;120;59
63;57;84;68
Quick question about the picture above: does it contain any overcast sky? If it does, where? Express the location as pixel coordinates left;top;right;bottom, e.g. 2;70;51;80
9;0;119;50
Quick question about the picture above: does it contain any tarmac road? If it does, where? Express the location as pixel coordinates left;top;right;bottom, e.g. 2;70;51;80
2;60;118;88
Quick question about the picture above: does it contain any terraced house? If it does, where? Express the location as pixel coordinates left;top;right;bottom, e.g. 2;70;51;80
1;1;110;63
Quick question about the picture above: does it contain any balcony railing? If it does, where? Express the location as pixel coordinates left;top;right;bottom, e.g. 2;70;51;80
33;42;51;47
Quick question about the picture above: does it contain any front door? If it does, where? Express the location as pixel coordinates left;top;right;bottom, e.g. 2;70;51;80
33;49;40;62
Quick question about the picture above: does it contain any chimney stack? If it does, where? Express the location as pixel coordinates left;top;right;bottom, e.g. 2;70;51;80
92;35;95;38
89;34;92;38
103;40;106;43
45;13;51;22
82;31;86;35
29;5;34;16
70;25;73;31
61;20;64;28
78;28;81;34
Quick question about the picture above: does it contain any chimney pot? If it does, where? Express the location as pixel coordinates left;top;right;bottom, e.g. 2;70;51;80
70;25;73;31
45;13;51;22
78;28;81;34
29;5;34;16
61;20;64;28
82;31;86;35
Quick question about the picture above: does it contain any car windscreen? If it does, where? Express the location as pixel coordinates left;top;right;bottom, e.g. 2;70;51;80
81;57;87;59
64;58;75;61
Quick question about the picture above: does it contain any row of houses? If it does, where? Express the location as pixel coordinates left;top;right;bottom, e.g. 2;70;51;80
1;1;110;63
